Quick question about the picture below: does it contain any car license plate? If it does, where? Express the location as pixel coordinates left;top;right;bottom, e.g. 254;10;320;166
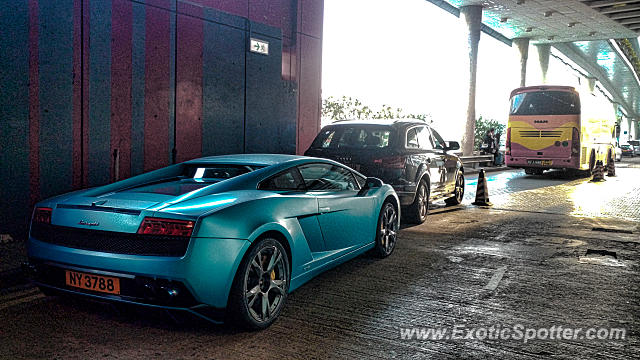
65;270;120;295
527;159;552;166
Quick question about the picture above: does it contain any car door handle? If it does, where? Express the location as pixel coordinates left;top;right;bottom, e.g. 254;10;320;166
319;207;330;214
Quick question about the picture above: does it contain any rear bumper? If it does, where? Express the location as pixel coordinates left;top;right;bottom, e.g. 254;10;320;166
391;185;417;206
506;156;579;169
27;235;250;310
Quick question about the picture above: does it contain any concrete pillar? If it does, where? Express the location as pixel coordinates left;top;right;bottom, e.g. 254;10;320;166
514;38;530;87
460;5;482;156
537;44;551;83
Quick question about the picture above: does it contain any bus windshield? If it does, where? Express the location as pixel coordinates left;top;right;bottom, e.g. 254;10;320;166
510;91;580;116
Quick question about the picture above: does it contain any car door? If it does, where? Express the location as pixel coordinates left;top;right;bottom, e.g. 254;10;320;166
258;167;326;253
298;163;375;253
429;128;458;193
411;126;445;196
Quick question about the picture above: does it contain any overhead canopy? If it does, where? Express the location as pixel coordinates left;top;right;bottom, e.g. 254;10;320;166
430;0;640;118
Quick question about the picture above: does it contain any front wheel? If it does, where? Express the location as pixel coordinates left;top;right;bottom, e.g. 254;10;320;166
227;238;290;330
445;172;465;205
406;178;429;224
373;201;398;258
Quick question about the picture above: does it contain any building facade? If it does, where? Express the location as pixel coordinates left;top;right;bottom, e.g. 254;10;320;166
0;0;324;236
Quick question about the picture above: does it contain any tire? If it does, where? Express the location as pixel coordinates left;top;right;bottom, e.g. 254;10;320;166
406;178;429;224
445;172;465;206
227;238;290;330
589;151;596;174
373;201;398;258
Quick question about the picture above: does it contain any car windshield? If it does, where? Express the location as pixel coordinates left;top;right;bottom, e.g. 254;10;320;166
310;125;393;149
121;164;259;196
510;91;580;115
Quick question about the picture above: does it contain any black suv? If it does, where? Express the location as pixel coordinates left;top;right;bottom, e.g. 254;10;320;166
305;119;464;224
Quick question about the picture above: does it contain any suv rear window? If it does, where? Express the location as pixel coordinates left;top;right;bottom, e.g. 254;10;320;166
310;126;393;149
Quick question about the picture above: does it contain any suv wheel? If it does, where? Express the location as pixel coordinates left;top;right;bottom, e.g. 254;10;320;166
407;178;429;224
445;172;464;205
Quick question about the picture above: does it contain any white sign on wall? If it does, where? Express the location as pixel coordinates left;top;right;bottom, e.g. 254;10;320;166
250;38;269;55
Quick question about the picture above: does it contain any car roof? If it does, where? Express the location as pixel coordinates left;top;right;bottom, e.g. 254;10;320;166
324;118;428;127
185;154;307;166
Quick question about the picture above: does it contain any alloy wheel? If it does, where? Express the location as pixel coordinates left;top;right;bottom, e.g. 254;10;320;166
455;174;465;203
379;204;398;255
417;185;428;219
244;245;288;323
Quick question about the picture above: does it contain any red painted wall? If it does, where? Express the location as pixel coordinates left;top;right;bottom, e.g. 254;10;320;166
0;0;324;237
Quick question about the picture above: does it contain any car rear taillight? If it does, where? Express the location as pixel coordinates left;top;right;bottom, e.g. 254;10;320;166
505;128;511;155
32;207;52;224
137;217;195;237
373;156;406;169
571;128;580;155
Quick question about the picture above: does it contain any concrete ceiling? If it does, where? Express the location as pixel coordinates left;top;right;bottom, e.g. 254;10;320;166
433;0;640;118
444;0;639;43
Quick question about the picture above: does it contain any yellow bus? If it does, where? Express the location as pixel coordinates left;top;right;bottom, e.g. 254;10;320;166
505;85;615;175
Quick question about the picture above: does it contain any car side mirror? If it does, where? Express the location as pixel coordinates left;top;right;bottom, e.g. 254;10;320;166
357;177;383;196
445;141;460;151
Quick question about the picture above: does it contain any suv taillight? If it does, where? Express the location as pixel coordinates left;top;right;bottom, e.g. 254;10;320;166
373;156;406;169
32;207;52;224
137;217;195;237
572;128;580;155
505;128;511;155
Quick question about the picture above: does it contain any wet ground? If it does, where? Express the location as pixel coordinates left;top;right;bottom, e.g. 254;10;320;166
1;158;639;359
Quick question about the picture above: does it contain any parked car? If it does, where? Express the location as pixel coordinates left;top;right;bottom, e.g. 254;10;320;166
305;119;464;224
621;144;634;157
26;154;400;329
629;140;640;155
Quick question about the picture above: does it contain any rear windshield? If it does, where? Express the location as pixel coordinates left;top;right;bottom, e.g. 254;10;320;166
510;91;580;115
310;125;394;150
121;164;259;196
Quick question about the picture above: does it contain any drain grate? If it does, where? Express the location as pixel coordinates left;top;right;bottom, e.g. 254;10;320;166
591;227;633;234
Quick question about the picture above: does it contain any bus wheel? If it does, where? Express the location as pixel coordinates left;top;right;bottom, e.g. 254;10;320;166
588;151;596;174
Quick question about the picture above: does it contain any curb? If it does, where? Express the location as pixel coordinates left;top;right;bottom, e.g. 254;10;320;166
464;166;510;175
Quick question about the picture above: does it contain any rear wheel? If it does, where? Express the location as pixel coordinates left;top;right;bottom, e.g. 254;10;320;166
406;178;429;224
227;238;290;330
445;172;464;205
373;201;398;258
589;151;596;173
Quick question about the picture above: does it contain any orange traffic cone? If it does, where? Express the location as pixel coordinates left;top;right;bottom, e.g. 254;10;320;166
606;159;616;177
472;169;492;206
591;160;605;182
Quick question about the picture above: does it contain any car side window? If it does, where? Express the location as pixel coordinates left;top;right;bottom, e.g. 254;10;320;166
416;126;433;150
298;163;359;191
406;128;419;149
430;128;445;150
258;168;305;191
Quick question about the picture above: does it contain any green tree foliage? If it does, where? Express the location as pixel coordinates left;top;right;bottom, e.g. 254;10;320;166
474;116;506;151
322;96;432;122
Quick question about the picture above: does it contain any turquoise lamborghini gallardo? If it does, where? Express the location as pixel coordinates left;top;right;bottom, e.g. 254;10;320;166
27;154;399;329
